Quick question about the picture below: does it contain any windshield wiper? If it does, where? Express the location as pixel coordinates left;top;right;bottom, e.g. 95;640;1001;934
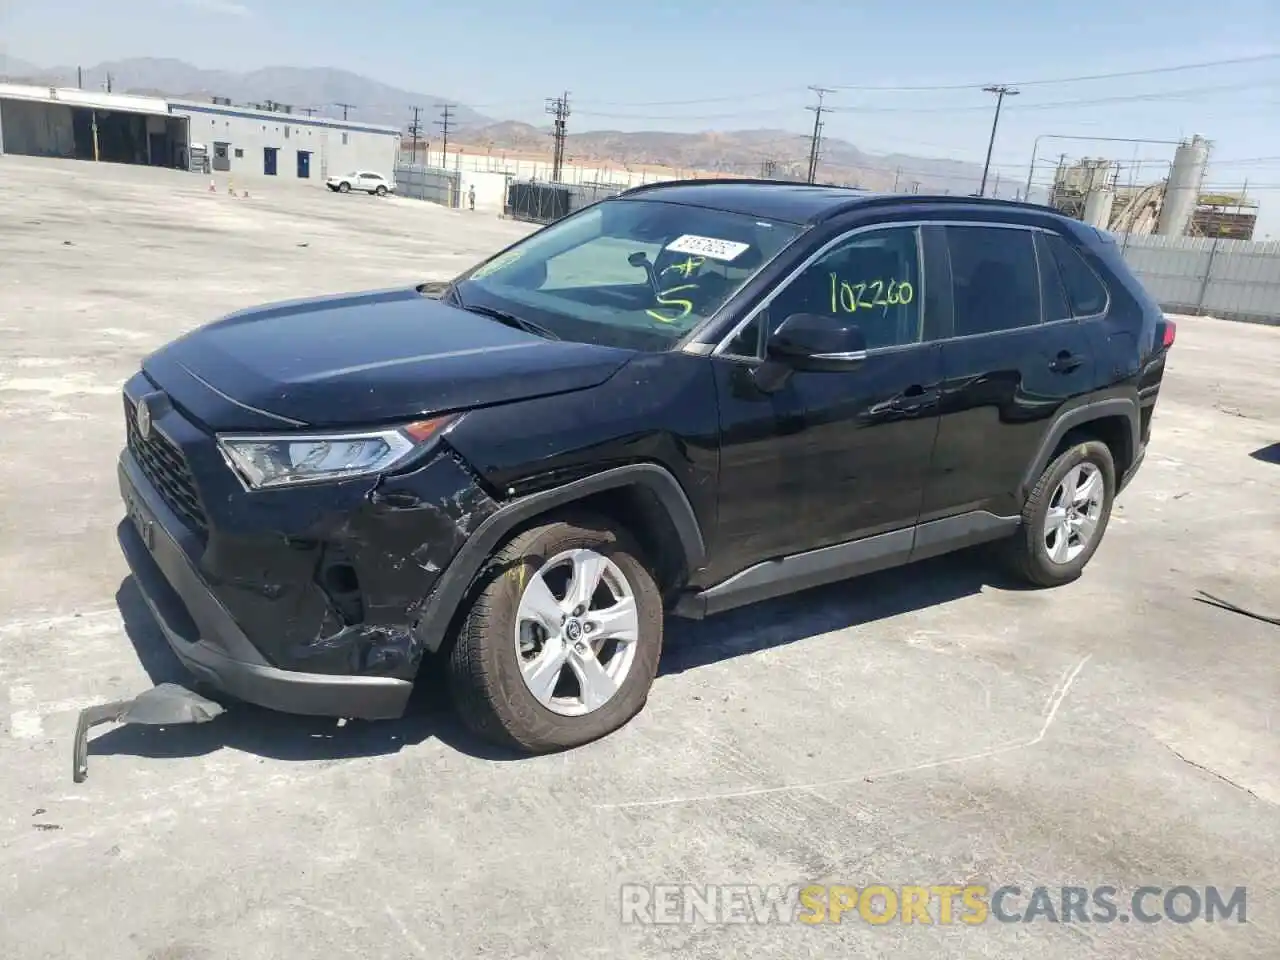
454;297;560;341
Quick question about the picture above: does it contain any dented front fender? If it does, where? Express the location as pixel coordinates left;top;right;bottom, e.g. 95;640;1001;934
198;449;498;681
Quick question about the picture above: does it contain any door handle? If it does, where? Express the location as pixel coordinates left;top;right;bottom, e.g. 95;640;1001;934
885;385;938;414
1049;351;1082;374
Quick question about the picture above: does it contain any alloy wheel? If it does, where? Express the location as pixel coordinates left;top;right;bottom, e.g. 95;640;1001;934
1043;461;1104;565
513;548;640;717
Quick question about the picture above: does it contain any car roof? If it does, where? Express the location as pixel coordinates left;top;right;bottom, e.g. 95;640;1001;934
616;178;1063;228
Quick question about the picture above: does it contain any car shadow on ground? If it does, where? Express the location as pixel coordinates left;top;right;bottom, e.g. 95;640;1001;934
88;547;1026;767
1249;442;1280;465
660;548;1029;676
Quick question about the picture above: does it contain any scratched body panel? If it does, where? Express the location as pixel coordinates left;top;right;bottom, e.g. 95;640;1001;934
200;452;497;681
125;364;498;682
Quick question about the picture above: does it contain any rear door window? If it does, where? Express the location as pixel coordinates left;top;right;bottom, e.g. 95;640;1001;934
945;226;1041;337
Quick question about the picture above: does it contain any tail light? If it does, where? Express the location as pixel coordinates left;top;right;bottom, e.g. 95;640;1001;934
1157;317;1177;350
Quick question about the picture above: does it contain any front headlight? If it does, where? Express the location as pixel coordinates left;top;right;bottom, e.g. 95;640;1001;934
216;417;454;490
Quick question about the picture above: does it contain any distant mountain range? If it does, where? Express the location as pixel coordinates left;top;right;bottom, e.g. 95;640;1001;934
459;121;1018;197
0;56;1024;198
0;55;489;129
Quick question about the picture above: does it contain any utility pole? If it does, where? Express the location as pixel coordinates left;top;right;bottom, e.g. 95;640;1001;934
805;86;835;184
760;158;777;178
1049;151;1068;208
435;103;455;169
335;103;356;121
893;167;902;191
77;66;83;89
300;107;317;118
408;106;423;165
545;92;570;183
993;170;1001;197
979;84;1019;197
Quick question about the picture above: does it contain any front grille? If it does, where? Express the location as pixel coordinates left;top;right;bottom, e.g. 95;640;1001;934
124;396;209;537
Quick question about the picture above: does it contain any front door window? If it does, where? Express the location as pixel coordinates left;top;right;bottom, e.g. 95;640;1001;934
765;227;923;351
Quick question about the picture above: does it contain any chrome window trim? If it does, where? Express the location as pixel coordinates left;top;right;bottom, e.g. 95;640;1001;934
704;219;1114;362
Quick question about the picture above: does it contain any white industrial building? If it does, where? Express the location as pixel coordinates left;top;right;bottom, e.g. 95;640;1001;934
169;100;400;183
0;84;402;185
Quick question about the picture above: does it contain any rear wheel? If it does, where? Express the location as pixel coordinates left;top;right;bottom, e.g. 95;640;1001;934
448;514;663;753
1002;440;1115;587
375;185;387;197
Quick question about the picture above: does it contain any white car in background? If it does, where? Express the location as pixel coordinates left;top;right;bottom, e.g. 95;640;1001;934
326;171;393;196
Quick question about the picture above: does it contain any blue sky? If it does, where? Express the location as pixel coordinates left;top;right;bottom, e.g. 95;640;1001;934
4;0;1279;233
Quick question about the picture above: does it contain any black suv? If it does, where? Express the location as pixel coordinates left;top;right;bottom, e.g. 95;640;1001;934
117;181;1174;752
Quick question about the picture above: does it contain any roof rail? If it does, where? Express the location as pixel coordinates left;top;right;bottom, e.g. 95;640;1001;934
838;193;1055;214
617;177;867;197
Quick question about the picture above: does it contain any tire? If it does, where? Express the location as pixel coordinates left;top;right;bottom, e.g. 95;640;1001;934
337;182;350;193
375;185;387;196
1002;440;1116;587
448;513;664;753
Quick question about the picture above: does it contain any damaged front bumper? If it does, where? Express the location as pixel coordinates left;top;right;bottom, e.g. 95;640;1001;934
120;454;420;719
116;377;499;720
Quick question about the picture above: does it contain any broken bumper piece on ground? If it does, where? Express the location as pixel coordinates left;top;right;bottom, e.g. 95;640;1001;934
72;683;225;783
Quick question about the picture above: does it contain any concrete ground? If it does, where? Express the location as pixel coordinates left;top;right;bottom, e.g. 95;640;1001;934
0;157;1277;960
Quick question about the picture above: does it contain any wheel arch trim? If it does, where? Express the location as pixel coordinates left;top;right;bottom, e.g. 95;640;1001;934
415;463;706;653
1020;398;1139;499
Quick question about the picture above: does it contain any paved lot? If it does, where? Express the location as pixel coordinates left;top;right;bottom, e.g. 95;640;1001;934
0;157;1277;960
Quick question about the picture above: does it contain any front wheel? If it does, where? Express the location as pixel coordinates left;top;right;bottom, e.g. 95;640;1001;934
448;514;663;753
1002;440;1116;587
337;181;350;193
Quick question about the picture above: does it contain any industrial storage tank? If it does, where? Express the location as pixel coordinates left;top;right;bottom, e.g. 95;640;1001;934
1083;188;1115;229
1156;135;1211;237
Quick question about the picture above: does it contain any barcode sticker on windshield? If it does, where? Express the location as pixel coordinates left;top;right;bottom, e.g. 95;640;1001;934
665;234;751;262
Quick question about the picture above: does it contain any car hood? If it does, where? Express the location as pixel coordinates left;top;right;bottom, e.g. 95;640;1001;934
142;287;634;430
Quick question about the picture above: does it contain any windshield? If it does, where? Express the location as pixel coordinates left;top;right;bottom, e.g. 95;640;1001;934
456;199;803;351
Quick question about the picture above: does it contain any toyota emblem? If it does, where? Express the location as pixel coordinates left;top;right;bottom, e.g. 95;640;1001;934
135;397;153;440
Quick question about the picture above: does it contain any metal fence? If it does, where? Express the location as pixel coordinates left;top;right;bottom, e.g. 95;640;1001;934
505;179;628;224
394;162;461;208
1118;234;1280;325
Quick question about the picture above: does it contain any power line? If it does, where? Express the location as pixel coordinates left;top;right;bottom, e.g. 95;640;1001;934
805;86;834;184
435;104;455;166
562;53;1280;111
545;91;570;183
827;52;1280;92
335;102;356;121
574;106;795;121
573;78;1271;121
1209;154;1280;166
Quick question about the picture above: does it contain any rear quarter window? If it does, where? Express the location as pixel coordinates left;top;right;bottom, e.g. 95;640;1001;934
1045;232;1109;317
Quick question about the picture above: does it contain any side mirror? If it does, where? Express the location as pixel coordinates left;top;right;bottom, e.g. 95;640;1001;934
766;313;867;372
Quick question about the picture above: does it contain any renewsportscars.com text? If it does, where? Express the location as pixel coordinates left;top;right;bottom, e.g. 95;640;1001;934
620;884;1248;926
